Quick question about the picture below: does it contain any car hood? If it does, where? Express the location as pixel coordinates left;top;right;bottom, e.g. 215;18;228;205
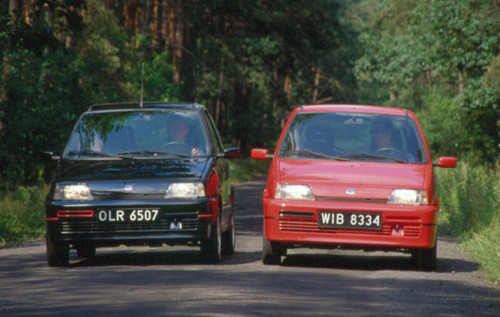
55;158;210;195
277;159;428;200
58;157;209;181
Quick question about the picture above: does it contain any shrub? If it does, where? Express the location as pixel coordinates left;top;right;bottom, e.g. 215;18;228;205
437;161;500;283
0;186;47;245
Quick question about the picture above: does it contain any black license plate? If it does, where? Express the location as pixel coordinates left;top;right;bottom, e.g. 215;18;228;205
318;211;382;230
97;209;160;222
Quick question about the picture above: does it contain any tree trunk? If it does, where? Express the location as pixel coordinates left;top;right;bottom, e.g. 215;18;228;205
151;0;159;50
215;57;226;125
172;0;184;83
125;0;139;31
458;69;465;94
312;65;320;103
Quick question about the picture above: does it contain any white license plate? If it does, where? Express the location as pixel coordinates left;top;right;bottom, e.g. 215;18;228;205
318;211;382;230
97;209;159;222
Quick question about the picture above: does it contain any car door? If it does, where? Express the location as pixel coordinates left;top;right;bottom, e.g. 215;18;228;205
202;109;231;228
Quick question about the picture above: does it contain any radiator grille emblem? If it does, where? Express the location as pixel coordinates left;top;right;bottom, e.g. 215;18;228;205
346;188;356;195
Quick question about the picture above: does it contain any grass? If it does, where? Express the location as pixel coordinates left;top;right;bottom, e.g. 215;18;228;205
0;186;47;247
437;161;500;284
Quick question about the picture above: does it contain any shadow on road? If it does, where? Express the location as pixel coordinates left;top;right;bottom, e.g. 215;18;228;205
68;248;262;267
281;251;480;273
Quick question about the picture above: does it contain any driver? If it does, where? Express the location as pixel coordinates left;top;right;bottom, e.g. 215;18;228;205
370;118;394;151
167;116;200;156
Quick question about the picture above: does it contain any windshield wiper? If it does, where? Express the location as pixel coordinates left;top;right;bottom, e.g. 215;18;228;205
65;150;119;158
116;149;190;158
337;153;406;163
282;150;350;161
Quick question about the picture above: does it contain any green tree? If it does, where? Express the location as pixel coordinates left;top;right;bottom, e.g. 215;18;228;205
355;0;500;162
185;0;358;150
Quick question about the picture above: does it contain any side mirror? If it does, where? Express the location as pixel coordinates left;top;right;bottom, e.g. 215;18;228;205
41;151;61;161
222;147;241;159
433;157;457;168
251;148;273;160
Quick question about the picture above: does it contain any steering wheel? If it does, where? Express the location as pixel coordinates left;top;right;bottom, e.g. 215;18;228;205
375;147;402;155
375;147;408;162
164;142;191;156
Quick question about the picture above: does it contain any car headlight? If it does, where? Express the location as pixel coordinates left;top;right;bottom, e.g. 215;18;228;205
275;184;314;200
165;182;205;199
54;183;93;201
388;189;428;205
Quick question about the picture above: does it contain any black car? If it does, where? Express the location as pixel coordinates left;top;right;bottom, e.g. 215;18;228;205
45;102;240;266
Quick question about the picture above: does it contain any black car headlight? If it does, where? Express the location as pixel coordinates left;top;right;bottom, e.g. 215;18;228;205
165;182;206;199
54;183;94;201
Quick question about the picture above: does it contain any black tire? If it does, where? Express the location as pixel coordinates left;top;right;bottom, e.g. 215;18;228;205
76;243;96;258
262;237;285;265
222;212;235;255
412;240;437;271
46;236;69;267
201;212;222;263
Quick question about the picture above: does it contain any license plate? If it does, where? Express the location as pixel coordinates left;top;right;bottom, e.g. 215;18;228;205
318;211;382;230
97;209;160;222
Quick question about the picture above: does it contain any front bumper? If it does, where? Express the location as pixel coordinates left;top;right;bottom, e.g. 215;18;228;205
45;198;216;247
263;197;438;250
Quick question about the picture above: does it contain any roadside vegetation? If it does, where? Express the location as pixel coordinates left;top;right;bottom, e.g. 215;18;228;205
0;186;46;247
437;163;500;284
0;1;499;282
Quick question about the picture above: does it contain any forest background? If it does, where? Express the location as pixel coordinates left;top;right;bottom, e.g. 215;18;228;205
0;0;499;281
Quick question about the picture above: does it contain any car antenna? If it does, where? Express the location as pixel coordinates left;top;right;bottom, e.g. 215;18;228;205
140;62;144;108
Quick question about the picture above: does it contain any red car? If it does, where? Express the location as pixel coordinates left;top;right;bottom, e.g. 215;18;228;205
251;105;456;270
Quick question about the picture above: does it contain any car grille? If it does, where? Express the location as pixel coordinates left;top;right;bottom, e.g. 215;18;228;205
279;218;421;237
59;218;199;234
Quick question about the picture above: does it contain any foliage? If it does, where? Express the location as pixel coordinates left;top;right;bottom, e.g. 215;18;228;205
0;186;46;245
0;47;88;187
355;0;500;164
142;52;180;102
416;92;465;158
0;0;181;189
186;0;358;151
462;218;500;285
437;162;500;283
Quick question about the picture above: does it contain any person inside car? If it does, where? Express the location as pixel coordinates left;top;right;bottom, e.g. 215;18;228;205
370;118;395;151
370;118;412;162
167;115;201;156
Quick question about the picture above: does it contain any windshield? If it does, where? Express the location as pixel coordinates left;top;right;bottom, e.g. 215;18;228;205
278;112;428;163
63;109;210;159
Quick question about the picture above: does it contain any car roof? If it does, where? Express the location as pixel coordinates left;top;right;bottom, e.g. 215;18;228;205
295;104;412;117
86;102;205;112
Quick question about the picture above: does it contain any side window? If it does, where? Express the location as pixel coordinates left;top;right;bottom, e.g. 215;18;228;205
203;110;224;153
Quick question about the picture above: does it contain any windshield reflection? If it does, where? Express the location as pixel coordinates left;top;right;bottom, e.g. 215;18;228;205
279;112;427;163
64;110;210;159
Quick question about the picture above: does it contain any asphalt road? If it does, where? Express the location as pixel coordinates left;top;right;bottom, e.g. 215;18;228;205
1;179;499;316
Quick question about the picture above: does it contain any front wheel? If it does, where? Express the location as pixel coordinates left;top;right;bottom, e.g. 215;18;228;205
222;212;235;255
262;237;285;265
201;212;222;263
411;240;437;271
46;235;69;267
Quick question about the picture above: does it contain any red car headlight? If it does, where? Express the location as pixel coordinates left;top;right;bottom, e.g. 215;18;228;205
275;184;314;201
388;189;428;205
